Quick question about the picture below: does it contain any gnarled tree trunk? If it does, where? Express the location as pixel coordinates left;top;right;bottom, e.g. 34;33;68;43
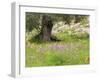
40;15;53;41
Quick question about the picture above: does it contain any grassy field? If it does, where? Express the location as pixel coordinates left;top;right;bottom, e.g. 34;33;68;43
25;31;89;67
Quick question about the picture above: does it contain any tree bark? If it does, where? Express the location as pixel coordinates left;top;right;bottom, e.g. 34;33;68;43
40;15;53;41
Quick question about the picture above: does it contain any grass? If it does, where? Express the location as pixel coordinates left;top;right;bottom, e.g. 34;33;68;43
25;32;89;67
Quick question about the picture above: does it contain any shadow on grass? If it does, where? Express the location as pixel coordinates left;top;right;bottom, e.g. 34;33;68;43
29;34;61;44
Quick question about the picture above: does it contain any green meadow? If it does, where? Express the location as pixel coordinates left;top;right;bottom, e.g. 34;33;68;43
25;31;89;67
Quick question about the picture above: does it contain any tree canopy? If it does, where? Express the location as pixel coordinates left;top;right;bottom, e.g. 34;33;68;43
26;12;89;33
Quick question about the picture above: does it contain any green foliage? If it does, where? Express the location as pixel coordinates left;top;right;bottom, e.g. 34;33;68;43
26;12;41;32
63;15;75;25
26;12;89;32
